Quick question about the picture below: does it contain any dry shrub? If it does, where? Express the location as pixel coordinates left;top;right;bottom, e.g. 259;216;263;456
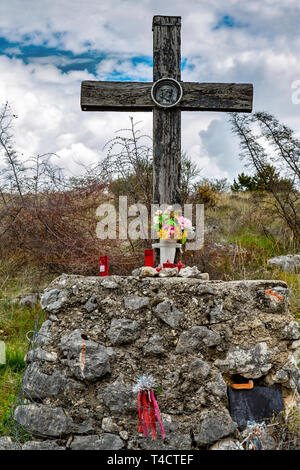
0;183;142;276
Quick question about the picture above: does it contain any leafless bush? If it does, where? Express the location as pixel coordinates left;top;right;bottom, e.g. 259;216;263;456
0;102;141;275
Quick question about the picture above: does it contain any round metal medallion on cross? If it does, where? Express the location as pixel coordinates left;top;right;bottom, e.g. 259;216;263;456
151;78;183;108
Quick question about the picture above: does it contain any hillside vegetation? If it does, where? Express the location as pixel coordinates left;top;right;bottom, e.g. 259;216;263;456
0;107;299;437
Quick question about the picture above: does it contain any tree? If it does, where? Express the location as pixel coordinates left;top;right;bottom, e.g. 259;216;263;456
230;111;300;243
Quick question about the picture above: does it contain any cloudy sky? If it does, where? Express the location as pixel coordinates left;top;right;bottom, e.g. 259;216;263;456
0;0;300;181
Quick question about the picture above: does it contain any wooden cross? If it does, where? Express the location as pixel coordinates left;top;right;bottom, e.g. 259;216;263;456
81;15;253;207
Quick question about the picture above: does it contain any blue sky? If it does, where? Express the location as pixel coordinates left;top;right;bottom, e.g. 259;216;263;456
0;0;300;180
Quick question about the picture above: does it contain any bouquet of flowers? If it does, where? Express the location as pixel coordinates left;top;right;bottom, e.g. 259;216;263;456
152;207;194;245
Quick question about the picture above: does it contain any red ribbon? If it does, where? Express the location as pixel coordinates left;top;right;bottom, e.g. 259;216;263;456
137;390;164;440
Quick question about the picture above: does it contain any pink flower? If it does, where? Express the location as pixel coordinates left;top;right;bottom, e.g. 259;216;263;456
177;216;192;230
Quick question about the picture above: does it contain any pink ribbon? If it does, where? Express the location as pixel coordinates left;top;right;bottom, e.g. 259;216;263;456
150;390;166;439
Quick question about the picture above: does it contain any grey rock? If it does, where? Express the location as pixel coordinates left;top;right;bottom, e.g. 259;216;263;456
19;294;39;308
178;266;209;280
158;267;178;277
14;405;71;437
178;266;201;278
206;373;228;401
215;342;273;379
258;286;289;314
49;314;59;322
178;266;197;278
129;415;191;450
26;347;57;363
60;329;110;381
210;439;241;450
36;320;52;347
0;436;21;450
208;301;230;324
189;358;211;380
84;294;99;313
131;267;142;277
267;254;300;273
273;357;300;389
22;440;65;450
41;289;68;313
120;430;128;440
176;326;221;353
124;296;150;311
102;375;136;414
153;299;184;328
140;267;158;277
143;334;165;355
136;434;191;450
101;417;119;433
107;318;139;345
283;321;300;340
70;434;124;450
101;278;119;289
197;409;237;445
22;362;67;399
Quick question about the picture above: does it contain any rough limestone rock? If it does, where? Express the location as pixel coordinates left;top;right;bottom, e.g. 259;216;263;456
209;438;241;450
25;347;57;363
84;294;99;313
107;318;139;345
22;440;65;450
176;326;221;353
15;275;300;450
267;254;300;273
214;342;273;379
14;405;71;437
0;436;21;450
158;267;178;277
22;363;68;399
35;320;52;347
41;289;68;313
124;296;150;311
189;358;211;380
143;334;165;355
14;404;94;437
101;375;136;414
196;409;237;445
18;293;39;308
178;266;209;279
60;329;111;381
153;299;184;328
70;434;124;450
140;267;158;277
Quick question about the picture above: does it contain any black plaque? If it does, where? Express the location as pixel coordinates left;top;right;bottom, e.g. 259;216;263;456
228;385;284;429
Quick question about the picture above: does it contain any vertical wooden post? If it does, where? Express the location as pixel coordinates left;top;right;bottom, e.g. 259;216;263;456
152;16;182;206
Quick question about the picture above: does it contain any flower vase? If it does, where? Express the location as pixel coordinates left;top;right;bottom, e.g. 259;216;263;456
152;239;182;267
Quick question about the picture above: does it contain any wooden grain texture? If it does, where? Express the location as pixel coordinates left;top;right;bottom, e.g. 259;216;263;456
153;107;181;205
81;81;153;111
181;82;253;112
81;80;253;113
152;16;182;208
152;15;181;81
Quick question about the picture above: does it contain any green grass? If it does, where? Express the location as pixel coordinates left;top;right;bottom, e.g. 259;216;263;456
227;226;282;259
0;292;45;437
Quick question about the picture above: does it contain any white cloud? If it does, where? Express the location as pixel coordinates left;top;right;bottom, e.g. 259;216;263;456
0;0;300;183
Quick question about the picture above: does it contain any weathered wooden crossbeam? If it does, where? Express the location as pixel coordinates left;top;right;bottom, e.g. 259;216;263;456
81;81;253;113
